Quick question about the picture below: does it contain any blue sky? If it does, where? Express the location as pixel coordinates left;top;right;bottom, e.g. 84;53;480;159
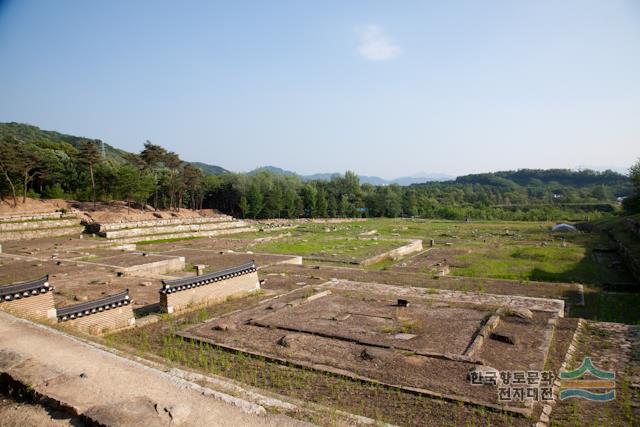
0;1;638;178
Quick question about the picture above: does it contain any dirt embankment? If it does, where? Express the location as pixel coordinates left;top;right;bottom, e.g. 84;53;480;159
0;197;222;224
0;198;73;216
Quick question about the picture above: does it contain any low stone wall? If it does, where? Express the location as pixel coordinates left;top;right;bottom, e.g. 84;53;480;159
0;292;56;320
161;272;260;314
0;212;66;222
102;220;247;239
360;239;423;266
57;290;135;335
113;226;254;244
0;217;79;232
61;306;135;335
271;255;303;266
120;256;185;275
0;276;56;320
0;225;84;241
329;279;566;317
91;215;234;232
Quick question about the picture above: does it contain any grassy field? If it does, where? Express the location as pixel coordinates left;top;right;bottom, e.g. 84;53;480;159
243;219;633;285
449;238;629;284
245;225;407;262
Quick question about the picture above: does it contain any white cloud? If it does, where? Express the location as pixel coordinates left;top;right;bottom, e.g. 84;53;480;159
356;24;401;61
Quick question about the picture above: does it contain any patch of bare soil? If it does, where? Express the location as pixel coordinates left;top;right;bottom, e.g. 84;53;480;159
0;393;82;427
391;247;471;272
156;249;293;270
0;236;106;258
140;237;250;253
0;198;73;216
91;253;176;268
478;312;556;372
0;196;223;222
80;202;219;224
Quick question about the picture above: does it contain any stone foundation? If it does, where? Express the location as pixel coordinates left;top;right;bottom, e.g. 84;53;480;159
120;256;186;275
113;227;254;244
0;225;84;241
101;220;249;239
360;239;423;266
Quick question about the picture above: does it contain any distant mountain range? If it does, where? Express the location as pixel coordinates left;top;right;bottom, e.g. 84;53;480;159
248;166;454;186
190;162;229;175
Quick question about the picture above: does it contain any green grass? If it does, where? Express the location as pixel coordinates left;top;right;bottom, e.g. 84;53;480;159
135;236;200;246
451;244;606;283
247;226;407;261
245;218;632;286
571;288;640;324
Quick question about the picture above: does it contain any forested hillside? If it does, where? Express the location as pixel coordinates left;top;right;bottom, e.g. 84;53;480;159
0;122;634;221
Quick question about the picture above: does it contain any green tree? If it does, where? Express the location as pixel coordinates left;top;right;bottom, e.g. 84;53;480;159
78;140;101;207
238;196;249;218
14;143;44;203
247;182;264;219
624;159;640;213
300;184;317;217
182;164;205;210
115;164;155;213
0;137;20;206
140;141;168;209
315;187;328;217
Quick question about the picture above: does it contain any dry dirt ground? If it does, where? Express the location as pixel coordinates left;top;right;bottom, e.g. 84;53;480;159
0;311;309;427
0;394;82;427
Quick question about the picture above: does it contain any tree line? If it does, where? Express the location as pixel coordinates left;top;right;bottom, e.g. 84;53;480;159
0;136;209;212
0;132;634;221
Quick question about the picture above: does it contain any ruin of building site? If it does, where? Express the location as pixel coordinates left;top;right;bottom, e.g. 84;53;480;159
1;1;639;426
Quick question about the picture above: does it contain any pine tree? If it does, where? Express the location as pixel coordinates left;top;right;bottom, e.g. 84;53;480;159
78;140;101;208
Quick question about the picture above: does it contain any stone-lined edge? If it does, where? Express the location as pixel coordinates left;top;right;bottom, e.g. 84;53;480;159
535;318;585;427
0;275;52;301
160;261;257;295
57;290;131;322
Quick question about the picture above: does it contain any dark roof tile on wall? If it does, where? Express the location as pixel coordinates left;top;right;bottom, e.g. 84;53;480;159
57;290;131;321
160;261;257;295
0;275;52;302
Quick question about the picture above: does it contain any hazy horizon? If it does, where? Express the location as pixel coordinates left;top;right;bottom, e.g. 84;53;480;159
1;1;638;177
